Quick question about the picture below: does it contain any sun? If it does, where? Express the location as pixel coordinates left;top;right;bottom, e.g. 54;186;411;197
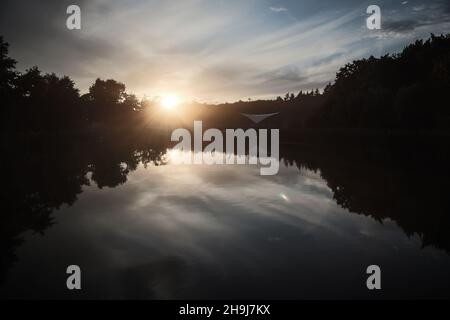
160;95;180;110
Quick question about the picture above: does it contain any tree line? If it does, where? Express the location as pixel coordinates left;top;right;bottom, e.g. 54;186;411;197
313;33;450;130
1;36;148;137
1;34;450;139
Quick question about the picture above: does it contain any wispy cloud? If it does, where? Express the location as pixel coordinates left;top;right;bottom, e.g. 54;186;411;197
1;0;449;102
369;0;450;39
269;7;288;13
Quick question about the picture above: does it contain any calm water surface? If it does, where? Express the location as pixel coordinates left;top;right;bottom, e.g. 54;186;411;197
1;148;450;299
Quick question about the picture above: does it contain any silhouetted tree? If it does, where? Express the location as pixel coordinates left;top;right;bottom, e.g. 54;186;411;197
82;78;144;130
15;67;81;132
313;34;450;130
0;37;18;134
0;37;17;94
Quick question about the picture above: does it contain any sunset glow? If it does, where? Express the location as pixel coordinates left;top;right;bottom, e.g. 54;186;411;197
160;95;181;110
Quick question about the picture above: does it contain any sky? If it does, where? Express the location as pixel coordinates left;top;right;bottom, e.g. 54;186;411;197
1;0;449;103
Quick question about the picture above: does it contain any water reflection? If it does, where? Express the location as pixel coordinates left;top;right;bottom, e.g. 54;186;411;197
1;136;450;299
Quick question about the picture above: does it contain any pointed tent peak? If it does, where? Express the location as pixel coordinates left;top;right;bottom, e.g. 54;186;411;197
241;112;280;124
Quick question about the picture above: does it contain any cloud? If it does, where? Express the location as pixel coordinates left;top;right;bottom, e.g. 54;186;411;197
370;0;450;39
269;7;288;13
413;5;426;12
383;19;421;32
257;66;307;90
1;0;449;102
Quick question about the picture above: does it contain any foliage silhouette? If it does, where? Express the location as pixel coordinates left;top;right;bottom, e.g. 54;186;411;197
314;34;450;130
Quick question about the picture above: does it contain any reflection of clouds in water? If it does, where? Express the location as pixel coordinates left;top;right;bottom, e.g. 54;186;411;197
7;156;450;299
118;256;191;299
84;161;439;297
126;161;333;224
113;159;420;255
80;161;334;258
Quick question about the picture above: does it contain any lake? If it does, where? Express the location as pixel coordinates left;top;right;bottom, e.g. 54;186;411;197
1;143;450;299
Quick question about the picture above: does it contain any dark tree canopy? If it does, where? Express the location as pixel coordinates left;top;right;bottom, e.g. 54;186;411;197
314;34;450;130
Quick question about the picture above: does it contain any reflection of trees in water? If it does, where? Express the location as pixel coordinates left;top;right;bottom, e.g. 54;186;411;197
0;133;169;283
282;142;450;253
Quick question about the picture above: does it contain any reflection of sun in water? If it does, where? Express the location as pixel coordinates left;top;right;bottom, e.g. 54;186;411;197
160;95;180;110
280;193;290;202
